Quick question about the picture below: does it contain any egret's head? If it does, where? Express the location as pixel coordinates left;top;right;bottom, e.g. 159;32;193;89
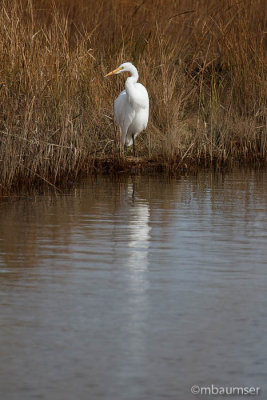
105;62;133;77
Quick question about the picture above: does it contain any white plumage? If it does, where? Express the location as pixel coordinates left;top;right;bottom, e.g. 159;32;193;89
105;62;149;155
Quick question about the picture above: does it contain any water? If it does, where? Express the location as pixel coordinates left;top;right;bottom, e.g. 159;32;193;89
0;169;267;400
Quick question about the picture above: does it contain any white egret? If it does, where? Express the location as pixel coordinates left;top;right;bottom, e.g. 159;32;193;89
105;62;149;156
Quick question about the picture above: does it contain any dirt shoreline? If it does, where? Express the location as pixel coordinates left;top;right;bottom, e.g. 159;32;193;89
1;155;266;198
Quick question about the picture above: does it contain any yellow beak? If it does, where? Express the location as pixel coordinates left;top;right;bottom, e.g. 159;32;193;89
104;67;123;77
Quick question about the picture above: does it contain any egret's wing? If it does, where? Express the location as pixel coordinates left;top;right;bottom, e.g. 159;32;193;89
114;90;135;145
114;90;126;126
125;82;149;111
134;83;149;110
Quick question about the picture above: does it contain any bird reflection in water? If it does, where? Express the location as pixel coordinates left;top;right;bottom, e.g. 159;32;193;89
126;182;151;288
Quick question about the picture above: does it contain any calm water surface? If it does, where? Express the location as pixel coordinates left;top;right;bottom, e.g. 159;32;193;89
0;170;267;399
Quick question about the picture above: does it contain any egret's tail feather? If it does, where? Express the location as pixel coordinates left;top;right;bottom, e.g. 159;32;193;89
125;137;133;147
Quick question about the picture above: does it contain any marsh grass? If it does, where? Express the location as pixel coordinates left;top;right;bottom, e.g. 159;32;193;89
0;0;266;192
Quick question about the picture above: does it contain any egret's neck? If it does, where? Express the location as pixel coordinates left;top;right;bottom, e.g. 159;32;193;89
125;65;139;101
126;65;139;86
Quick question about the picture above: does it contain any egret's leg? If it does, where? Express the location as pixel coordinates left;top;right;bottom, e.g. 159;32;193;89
132;134;136;157
119;135;123;157
122;128;127;157
113;120;117;156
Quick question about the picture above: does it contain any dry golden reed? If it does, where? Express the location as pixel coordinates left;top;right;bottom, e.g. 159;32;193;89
0;0;266;191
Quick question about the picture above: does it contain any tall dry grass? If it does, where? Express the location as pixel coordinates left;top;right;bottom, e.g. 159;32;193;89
0;0;266;191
